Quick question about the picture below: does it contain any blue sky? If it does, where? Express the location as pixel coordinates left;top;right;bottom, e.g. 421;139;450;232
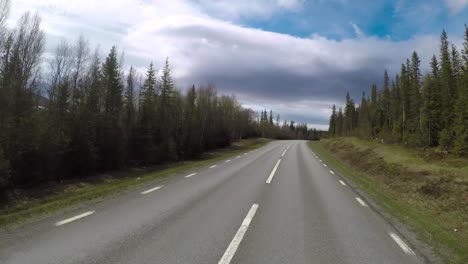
242;0;467;40
8;0;468;129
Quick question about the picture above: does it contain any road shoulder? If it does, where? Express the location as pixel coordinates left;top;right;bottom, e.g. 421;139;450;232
0;138;272;229
307;140;444;264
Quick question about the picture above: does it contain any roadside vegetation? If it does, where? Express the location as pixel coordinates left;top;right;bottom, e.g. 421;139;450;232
328;27;468;156
0;0;320;206
309;138;468;264
0;138;271;227
323;20;468;264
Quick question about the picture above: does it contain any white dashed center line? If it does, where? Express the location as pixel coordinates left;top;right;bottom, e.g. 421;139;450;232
225;160;231;163
281;148;288;157
218;204;259;264
389;232;416;255
329;170;335;174
266;159;282;184
141;185;163;194
323;164;327;167
209;165;217;169
55;211;95;226
339;180;347;186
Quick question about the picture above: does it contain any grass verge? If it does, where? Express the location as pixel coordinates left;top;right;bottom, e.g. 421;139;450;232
0;138;271;228
308;138;467;264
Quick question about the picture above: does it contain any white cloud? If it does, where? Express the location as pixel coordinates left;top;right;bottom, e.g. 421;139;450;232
445;0;468;13
7;0;451;127
194;0;305;20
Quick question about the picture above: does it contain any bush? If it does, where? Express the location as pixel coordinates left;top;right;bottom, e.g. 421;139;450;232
0;147;10;196
439;128;453;151
453;130;468;157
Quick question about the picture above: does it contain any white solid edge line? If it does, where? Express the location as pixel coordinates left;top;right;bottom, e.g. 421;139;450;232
185;173;197;178
218;204;259;264
266;159;282;184
141;185;163;194
55;211;95;226
210;165;217;169
355;197;368;207
339;180;347;186
389;232;416;255
330;170;335;174
226;160;231;163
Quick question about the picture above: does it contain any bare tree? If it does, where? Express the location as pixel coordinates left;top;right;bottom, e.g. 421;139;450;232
0;0;10;30
70;35;90;108
71;35;90;89
13;12;45;89
0;0;10;50
48;40;72;99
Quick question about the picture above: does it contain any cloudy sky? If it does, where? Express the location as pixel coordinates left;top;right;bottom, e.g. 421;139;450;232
8;0;468;130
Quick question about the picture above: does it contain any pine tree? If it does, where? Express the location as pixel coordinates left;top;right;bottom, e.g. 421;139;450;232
101;46;124;169
184;85;200;157
124;66;136;160
137;63;158;163
336;108;344;136
0;7;286;192
269;110;274;126
400;63;411;143
0;145;10;194
380;70;392;134
404;52;422;146
453;26;468;155
439;30;455;150
358;92;372;138
344;92;355;134
2;12;45;184
79;49;102;173
159;58;177;160
328;104;337;136
370;84;380;136
391;75;403;141
421;56;442;147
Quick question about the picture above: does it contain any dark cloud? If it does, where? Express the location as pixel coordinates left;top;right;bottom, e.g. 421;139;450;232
183;62;389;103
13;0;454;128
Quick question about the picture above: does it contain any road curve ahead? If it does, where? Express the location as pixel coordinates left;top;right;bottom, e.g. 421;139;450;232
0;140;424;264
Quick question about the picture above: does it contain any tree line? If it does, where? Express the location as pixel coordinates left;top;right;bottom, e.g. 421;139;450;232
328;26;468;156
0;1;319;197
257;109;323;140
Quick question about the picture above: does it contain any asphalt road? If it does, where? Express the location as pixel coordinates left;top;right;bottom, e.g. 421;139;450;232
0;140;424;264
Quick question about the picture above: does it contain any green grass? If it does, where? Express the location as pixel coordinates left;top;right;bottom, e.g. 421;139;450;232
308;138;468;264
0;138;271;228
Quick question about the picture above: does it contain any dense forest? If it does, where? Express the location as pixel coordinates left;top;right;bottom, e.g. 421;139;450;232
0;1;320;197
328;26;468;156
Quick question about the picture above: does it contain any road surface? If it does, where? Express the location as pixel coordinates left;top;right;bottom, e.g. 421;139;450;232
0;140;424;264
